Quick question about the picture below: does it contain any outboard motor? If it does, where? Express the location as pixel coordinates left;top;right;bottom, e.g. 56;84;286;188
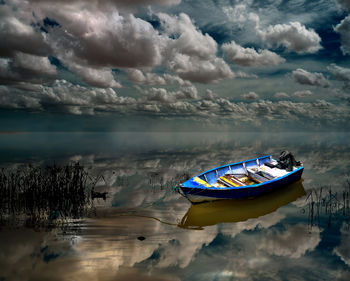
276;151;301;171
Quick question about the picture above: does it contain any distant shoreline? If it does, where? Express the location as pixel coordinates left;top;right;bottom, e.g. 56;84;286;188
0;131;22;134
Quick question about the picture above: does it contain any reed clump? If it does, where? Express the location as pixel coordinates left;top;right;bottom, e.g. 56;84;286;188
305;179;350;230
0;163;97;227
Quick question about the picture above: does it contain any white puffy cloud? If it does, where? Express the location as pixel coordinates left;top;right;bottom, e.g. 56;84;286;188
292;90;313;98
158;12;218;59
158;12;234;83
334;15;350;55
242;91;259;100
258;22;322;53
222;40;285;67
292;68;330;88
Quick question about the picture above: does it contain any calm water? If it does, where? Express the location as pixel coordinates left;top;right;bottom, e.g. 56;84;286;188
0;132;350;281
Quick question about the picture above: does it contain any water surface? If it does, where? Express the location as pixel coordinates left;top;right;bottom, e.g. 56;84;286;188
0;132;349;280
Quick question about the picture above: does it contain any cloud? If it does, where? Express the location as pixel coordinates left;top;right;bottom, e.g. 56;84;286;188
145;85;198;103
158;12;234;83
205;89;219;101
258;22;322;53
327;64;350;89
335;0;350;10
60;61;121;88
327;64;350;81
49;11;164;68
0;9;52;57
126;69;166;85
158;12;217;59
28;0;181;8
334;15;350;55
40;6;233;84
292;90;313;98
104;0;181;7
222;40;285;67
222;4;260;30
0;53;56;85
13;52;56;76
166;54;234;83
292;68;330;88
2;81;349;129
163;74;192;86
222;4;251;26
274;92;289;99
0;80;135;114
242;92;260;100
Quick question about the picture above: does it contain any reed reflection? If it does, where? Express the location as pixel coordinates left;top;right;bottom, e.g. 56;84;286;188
179;181;306;229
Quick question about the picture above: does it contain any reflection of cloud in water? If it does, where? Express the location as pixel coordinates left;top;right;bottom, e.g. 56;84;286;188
258;224;321;258
219;211;286;239
334;223;350;266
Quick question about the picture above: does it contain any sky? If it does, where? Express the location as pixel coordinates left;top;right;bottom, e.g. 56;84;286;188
0;0;350;131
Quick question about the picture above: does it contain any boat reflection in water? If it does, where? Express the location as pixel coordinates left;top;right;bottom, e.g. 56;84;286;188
179;181;306;229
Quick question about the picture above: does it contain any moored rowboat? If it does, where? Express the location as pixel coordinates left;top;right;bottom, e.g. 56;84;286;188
177;154;303;203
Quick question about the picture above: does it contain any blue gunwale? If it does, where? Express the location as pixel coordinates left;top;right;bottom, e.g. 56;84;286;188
181;155;304;191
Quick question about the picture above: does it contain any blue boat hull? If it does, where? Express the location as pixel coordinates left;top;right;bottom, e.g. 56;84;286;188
179;155;304;203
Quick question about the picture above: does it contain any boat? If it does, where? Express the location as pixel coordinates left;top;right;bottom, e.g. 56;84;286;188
178;181;306;229
177;154;304;203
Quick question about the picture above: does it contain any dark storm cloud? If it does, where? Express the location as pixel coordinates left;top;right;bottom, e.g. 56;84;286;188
0;6;52;57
